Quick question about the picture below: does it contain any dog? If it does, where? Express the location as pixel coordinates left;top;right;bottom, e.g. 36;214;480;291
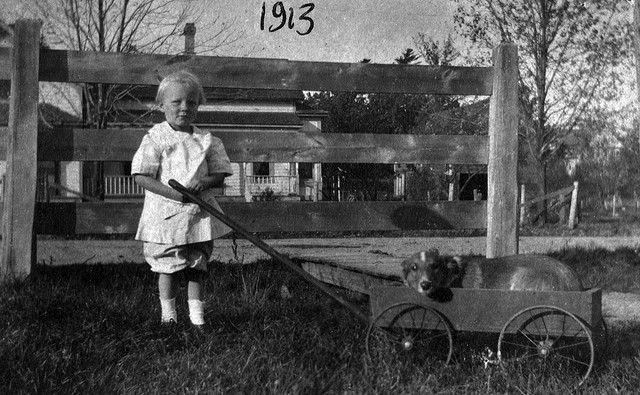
401;251;583;298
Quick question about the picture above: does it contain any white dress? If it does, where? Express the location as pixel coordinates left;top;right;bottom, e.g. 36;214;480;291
131;121;233;245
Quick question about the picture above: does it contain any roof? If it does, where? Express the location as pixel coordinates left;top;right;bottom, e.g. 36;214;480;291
39;102;83;126
0;101;82;127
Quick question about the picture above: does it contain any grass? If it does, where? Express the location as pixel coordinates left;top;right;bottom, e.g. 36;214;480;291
2;249;640;394
521;210;640;237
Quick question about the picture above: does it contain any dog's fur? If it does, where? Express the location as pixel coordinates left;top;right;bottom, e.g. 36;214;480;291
401;251;583;297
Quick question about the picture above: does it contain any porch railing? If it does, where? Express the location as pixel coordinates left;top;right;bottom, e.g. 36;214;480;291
104;175;144;197
246;175;297;196
22;175;299;201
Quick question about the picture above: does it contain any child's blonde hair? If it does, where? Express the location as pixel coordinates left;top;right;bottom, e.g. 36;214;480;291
156;70;206;105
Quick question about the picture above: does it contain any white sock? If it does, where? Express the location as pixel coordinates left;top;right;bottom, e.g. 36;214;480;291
188;299;205;326
160;297;177;323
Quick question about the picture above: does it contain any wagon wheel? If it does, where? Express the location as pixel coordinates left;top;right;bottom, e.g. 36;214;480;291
366;302;454;368
497;305;595;390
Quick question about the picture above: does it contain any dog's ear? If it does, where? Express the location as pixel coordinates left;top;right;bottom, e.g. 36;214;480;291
449;256;465;271
443;256;465;287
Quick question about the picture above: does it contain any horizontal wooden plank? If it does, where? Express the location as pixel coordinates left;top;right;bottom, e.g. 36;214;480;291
26;201;486;235
0;48;494;95
301;261;401;294
369;286;602;333
523;184;575;206
0;127;489;164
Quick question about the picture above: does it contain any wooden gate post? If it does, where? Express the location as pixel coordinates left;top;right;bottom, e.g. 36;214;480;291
486;43;519;258
1;20;41;282
567;181;579;229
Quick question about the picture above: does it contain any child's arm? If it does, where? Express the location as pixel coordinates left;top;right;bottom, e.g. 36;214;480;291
134;174;185;202
185;173;227;194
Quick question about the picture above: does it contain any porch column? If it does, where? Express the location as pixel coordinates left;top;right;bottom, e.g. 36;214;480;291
312;163;322;201
242;163;252;202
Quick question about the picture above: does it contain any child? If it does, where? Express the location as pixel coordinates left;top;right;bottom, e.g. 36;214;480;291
131;70;232;328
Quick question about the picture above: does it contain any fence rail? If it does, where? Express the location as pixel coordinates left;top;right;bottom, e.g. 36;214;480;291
0;47;494;96
0;128;490;164
29;201;487;235
0;19;519;280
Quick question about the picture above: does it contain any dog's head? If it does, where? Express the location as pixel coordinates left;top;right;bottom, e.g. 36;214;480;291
401;251;465;297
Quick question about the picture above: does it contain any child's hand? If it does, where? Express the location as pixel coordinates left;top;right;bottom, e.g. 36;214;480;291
185;180;206;194
184;175;224;194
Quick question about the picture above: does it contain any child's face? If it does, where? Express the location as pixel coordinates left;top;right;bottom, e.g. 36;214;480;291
160;82;200;132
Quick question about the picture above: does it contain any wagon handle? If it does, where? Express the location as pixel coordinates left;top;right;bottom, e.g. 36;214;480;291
169;179;370;324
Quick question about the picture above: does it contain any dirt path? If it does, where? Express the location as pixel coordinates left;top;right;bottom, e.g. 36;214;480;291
37;236;640;325
37;236;640;266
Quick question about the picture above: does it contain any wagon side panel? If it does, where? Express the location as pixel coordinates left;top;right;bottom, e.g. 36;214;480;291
369;286;602;334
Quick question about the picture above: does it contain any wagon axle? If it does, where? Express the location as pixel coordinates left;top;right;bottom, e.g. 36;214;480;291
536;339;554;357
402;337;414;351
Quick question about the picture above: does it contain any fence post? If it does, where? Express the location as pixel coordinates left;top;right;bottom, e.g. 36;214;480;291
567;181;579;229
519;184;526;227
1;20;41;282
486;43;519;258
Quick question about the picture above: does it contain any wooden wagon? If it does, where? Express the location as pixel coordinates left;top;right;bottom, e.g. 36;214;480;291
300;253;606;389
366;286;605;389
173;180;607;390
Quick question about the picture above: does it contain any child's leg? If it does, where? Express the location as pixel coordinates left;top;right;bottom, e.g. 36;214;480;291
158;273;179;323
185;269;205;326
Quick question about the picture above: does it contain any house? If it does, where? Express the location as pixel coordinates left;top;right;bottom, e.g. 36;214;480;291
0;78;327;202
96;85;327;202
1;23;327;203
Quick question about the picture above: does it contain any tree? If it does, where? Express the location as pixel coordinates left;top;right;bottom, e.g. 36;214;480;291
413;33;460;67
576;106;640;212
634;0;640;113
404;35;482;201
454;0;633;219
305;42;471;201
24;0;243;128
394;48;420;65
410;34;463;132
14;0;244;198
305;56;430;136
305;54;431;200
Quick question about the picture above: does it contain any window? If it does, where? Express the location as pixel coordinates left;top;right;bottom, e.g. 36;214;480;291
253;162;270;176
298;163;313;179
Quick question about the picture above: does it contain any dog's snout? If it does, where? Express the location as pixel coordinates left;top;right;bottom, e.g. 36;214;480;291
419;280;432;291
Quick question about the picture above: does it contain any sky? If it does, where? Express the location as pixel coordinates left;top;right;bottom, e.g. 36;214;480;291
213;0;455;63
2;0;455;64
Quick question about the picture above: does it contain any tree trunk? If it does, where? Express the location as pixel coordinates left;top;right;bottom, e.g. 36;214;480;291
634;0;640;114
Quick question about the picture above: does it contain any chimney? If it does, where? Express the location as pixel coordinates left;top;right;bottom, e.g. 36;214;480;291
184;23;196;55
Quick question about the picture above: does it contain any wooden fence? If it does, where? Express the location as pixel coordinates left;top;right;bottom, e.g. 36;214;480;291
0;20;519;280
520;182;579;229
